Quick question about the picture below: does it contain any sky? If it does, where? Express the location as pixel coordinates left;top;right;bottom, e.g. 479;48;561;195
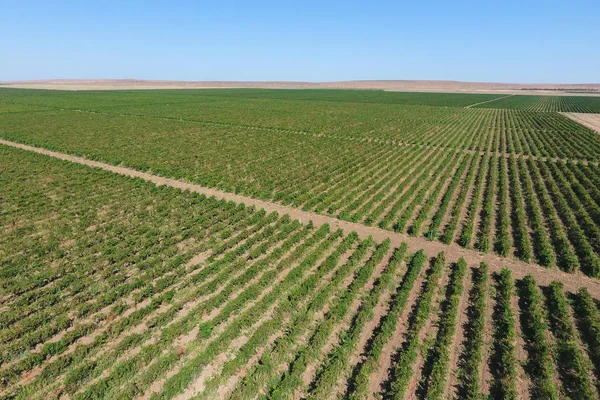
1;0;599;83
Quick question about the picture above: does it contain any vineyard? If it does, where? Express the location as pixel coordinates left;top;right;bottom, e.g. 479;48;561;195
1;88;600;399
474;94;600;113
1;89;600;277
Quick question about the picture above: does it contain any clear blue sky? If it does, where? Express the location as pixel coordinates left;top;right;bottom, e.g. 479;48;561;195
1;0;598;83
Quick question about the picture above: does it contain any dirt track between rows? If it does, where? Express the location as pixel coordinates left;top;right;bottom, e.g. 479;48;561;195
464;93;515;108
2;138;599;296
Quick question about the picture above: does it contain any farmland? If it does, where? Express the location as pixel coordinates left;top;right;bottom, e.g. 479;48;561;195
2;88;600;399
2;89;600;276
473;94;600;113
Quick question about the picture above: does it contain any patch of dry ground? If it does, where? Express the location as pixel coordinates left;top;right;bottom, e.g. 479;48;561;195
562;112;600;134
1;138;599;298
2;79;600;95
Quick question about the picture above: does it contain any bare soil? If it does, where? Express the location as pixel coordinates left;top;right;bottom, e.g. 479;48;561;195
562;113;600;134
2;138;600;298
3;79;600;96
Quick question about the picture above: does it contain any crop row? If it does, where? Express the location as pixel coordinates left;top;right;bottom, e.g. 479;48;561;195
474;94;600;113
3;132;600;399
2;90;600;160
2;106;600;276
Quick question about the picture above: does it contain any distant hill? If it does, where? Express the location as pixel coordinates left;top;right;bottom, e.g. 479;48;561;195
2;78;600;94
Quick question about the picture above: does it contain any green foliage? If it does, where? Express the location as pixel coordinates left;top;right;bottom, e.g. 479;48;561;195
474;94;600;113
456;262;488;399
545;282;595;399
421;258;467;399
2;89;600;272
490;269;518;400
388;252;446;399
572;288;600;392
516;275;558;399
2;89;600;399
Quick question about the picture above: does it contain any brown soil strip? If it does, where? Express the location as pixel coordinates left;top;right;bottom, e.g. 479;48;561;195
185;251;209;267
465;94;515;109
2;139;599;298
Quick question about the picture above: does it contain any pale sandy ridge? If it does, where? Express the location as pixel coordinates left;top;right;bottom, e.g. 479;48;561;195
2;138;600;297
2;79;600;96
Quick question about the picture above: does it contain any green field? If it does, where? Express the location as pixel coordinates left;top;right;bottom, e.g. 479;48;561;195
474;94;600;113
1;89;600;276
1;88;600;399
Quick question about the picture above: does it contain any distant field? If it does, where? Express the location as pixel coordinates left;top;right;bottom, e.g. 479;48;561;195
474;94;600;113
2;146;600;399
0;87;509;107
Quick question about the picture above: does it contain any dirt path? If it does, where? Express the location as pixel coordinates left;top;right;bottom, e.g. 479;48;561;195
2;138;600;297
562;112;600;134
465;94;515;109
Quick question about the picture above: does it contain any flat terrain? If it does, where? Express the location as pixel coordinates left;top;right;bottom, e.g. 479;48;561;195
2;78;600;95
563;112;600;134
2;88;600;399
